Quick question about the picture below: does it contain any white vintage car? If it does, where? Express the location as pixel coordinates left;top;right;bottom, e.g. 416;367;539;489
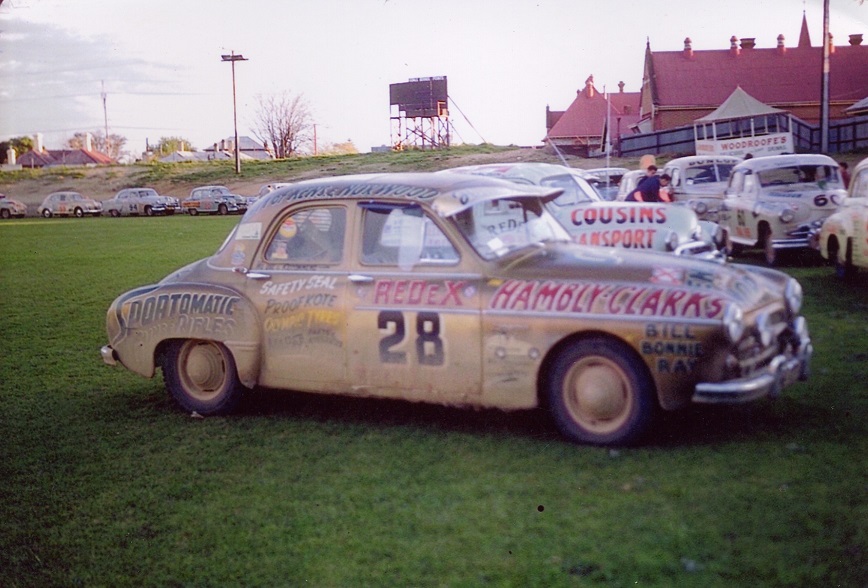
0;193;27;219
38;191;103;218
662;155;741;222
103;188;181;217
815;156;868;277
447;163;721;258
182;186;247;216
719;154;847;265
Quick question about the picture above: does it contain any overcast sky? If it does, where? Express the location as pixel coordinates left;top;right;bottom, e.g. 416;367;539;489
0;0;865;155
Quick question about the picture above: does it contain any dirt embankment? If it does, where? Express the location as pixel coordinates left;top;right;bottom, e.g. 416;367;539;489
0;148;635;214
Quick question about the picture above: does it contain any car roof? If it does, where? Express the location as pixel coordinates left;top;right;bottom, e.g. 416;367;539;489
444;162;591;186
664;155;741;166
734;153;838;172
245;171;563;220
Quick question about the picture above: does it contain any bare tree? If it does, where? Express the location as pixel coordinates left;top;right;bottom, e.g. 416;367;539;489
251;91;313;158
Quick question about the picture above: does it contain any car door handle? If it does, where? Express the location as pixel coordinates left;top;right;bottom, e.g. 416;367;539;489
349;274;374;284
245;271;271;280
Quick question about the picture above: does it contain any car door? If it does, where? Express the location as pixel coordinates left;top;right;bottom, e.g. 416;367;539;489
849;168;868;267
244;204;350;392
345;202;482;403
724;171;758;244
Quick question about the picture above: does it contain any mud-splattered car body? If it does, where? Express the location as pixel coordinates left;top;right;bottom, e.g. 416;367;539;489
661;155;740;222
0;193;27;219
815;156;868;277
102;172;811;445
103;188;180;217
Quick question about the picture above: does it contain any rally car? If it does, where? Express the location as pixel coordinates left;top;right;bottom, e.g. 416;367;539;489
102;172;812;446
814;156;868;278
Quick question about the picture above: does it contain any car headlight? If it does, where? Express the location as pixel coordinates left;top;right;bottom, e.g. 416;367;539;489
755;312;773;347
785;278;803;316
692;201;708;215
665;230;680;251
779;208;796;224
723;303;745;344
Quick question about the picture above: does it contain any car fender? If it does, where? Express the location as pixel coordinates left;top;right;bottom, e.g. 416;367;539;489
105;283;261;387
819;211;853;262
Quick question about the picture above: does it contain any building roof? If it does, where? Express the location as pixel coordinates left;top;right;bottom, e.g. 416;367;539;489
18;149;114;168
647;35;868;109
695;86;784;122
546;76;641;141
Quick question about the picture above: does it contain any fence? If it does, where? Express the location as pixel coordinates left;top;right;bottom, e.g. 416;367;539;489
619;115;868;157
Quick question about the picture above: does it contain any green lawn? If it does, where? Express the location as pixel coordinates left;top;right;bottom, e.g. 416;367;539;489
1;216;865;587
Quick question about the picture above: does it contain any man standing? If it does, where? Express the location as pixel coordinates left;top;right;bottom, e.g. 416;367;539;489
629;166;672;202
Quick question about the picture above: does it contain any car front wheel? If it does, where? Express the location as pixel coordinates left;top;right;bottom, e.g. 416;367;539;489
218;203;228;215
0;209;10;219
109;209;121;217
161;339;245;415
42;209;52;218
545;337;656;446
188;208;199;216
144;206;154;217
74;207;84;218
760;225;777;266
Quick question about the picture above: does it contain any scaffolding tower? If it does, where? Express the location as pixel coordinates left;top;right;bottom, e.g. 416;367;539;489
389;76;450;150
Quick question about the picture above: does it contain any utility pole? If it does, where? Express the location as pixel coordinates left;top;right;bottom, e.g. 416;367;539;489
221;51;248;174
820;0;830;153
101;81;109;156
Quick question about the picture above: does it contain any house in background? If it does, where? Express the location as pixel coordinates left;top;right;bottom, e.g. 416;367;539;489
203;136;273;160
17;133;114;168
637;13;868;133
544;75;641;157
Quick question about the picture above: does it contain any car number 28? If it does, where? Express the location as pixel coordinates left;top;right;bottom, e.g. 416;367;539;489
378;311;445;366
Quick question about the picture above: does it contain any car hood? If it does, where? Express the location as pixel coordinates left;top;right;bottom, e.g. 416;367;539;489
498;242;787;313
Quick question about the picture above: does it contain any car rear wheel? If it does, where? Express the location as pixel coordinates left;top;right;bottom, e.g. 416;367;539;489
74;207;84;218
42;209;52;218
161;339;245;415
0;209;10;219
218;203;228;215
188;208;199;216
545;337;656;446
109;209;121;218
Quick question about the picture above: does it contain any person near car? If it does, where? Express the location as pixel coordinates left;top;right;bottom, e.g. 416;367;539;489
839;161;851;189
628;166;671;202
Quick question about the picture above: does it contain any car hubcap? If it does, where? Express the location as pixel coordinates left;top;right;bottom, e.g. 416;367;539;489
564;357;631;433
179;341;226;401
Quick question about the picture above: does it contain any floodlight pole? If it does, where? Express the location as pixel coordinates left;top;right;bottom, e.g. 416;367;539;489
221;51;248;174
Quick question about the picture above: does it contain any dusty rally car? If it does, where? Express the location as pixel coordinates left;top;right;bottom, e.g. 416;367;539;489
0;193;27;219
182;186;247;216
661;155;741;222
446;162;721;259
38;191;102;218
814;156;868;278
103;187;181;217
719;154;847;265
101;172;812;446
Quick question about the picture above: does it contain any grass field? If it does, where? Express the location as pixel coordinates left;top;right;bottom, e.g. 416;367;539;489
1;215;866;587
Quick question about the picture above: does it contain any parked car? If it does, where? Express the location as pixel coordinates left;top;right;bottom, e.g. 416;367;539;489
182;186;247;216
719;154;847;265
103;188;181;217
583;167;629;201
615;169;646;202
814;156;868;277
102;172;811;446
257;182;292;197
0;193;27;219
446;162;720;258
661;155;740;222
38;191;102;218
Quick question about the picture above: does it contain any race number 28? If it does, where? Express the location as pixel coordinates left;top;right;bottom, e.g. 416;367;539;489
378;311;444;365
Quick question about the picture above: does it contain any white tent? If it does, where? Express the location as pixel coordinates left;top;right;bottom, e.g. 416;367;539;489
695;86;784;123
694;87;793;157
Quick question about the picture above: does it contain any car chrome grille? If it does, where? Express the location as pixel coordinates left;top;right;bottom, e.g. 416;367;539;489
734;309;789;377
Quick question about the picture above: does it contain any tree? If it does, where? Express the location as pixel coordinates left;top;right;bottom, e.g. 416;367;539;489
0;136;34;164
251;91;313;159
317;140;358;156
151;136;196;154
66;130;127;159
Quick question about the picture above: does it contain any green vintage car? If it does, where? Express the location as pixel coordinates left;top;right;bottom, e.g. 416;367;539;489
102;172;812;446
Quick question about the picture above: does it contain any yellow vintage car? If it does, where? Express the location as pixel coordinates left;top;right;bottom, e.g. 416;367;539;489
102;172;812;446
816;156;868;278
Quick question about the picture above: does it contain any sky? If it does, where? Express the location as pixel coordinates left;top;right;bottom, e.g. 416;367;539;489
0;0;866;156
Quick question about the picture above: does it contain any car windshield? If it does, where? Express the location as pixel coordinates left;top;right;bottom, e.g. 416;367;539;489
685;163;736;184
451;197;570;260
137;189;158;197
541;173;602;206
757;164;839;188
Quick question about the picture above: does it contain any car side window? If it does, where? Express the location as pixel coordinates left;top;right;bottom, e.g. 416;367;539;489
265;206;346;264
361;204;458;267
851;169;868;199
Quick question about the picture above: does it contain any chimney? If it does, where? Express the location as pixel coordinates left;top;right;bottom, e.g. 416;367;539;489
85;132;93;151
618;81;625;93
849;34;863;46
683;37;693;58
34;133;44;153
740;37;756;50
730;36;740;56
776;34;786;54
584;74;595;98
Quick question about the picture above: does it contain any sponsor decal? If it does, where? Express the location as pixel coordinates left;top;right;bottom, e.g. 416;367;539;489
236;222;263;240
574;228;657;249
570;206;666;227
259;275;338;296
122;292;240;337
490;279;726;319
266;183;440;207
651;267;684;285
373;279;468;307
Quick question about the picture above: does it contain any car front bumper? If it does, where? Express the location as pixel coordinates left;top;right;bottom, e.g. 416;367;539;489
692;324;812;403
